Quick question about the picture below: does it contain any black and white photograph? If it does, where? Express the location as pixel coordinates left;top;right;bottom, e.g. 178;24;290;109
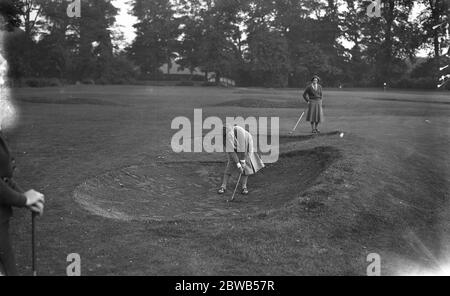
0;0;449;282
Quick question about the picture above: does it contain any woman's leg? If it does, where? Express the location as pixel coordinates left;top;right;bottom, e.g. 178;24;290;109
0;222;18;276
220;158;233;189
241;175;248;189
241;175;249;194
311;122;315;133
221;173;230;189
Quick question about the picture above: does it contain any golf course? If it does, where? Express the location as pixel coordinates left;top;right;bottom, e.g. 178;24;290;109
5;85;450;275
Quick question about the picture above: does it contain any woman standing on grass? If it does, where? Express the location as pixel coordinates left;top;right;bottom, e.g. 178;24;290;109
302;75;324;133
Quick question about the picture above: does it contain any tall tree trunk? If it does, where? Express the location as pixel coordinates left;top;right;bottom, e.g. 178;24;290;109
167;54;171;74
380;0;395;83
429;0;441;60
78;21;92;80
24;1;31;36
215;71;220;84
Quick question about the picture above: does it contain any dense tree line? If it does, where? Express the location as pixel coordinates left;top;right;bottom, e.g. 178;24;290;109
0;0;448;88
0;0;137;85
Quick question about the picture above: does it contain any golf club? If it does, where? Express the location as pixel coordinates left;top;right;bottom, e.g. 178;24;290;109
32;212;37;276
228;172;242;202
289;104;309;135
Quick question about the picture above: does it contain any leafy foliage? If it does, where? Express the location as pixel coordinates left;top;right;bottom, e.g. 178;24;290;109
0;0;447;88
128;0;180;78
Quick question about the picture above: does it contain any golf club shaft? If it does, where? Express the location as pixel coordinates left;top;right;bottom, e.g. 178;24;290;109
290;104;309;133
291;112;304;133
230;172;242;201
32;212;37;276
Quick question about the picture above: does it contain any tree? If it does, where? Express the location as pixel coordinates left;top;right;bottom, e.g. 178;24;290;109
174;0;204;77
339;0;420;85
34;0;118;81
198;0;245;83
418;0;449;61
340;0;382;85
74;0;118;81
416;0;449;88
177;14;203;77
246;27;290;87
20;0;45;38
247;0;345;86
0;0;23;31
362;0;417;84
129;0;180;78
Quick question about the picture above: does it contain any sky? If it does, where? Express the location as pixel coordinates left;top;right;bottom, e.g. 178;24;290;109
111;0;429;56
112;0;137;46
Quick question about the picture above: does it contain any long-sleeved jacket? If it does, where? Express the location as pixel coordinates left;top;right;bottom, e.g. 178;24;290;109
0;132;26;224
302;84;323;102
224;125;254;163
224;125;264;176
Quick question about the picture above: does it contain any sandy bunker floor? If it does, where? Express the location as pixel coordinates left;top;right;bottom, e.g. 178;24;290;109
74;146;341;221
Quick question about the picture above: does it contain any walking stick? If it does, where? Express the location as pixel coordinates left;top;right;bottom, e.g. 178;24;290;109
32;212;37;276
228;172;242;202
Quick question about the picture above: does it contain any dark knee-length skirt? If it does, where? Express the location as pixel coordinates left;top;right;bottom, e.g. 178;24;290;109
306;99;324;123
0;221;17;276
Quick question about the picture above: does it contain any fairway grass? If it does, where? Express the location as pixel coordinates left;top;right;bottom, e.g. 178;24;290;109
5;85;450;275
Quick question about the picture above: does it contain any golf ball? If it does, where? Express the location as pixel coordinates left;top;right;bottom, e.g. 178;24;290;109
340;132;344;138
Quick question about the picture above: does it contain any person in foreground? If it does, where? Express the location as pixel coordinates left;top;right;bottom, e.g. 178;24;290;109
218;125;264;196
302;75;324;134
0;131;45;276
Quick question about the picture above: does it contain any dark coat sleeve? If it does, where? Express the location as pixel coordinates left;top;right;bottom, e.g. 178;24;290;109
236;151;246;162
0;179;27;207
302;86;310;102
227;152;240;164
6;178;24;193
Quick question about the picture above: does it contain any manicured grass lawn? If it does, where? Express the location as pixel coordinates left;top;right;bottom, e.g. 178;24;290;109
5;85;450;275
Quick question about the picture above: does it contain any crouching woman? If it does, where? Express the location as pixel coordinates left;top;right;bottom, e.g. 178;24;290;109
218;125;264;195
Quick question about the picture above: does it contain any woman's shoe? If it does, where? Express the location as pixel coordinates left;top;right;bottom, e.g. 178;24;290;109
241;188;249;195
218;187;226;194
315;129;320;133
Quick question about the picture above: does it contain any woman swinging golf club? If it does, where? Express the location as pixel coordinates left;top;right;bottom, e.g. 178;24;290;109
302;75;324;134
218;125;264;197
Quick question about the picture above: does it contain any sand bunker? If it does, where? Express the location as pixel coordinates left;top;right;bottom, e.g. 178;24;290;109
74;147;340;221
279;131;342;143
